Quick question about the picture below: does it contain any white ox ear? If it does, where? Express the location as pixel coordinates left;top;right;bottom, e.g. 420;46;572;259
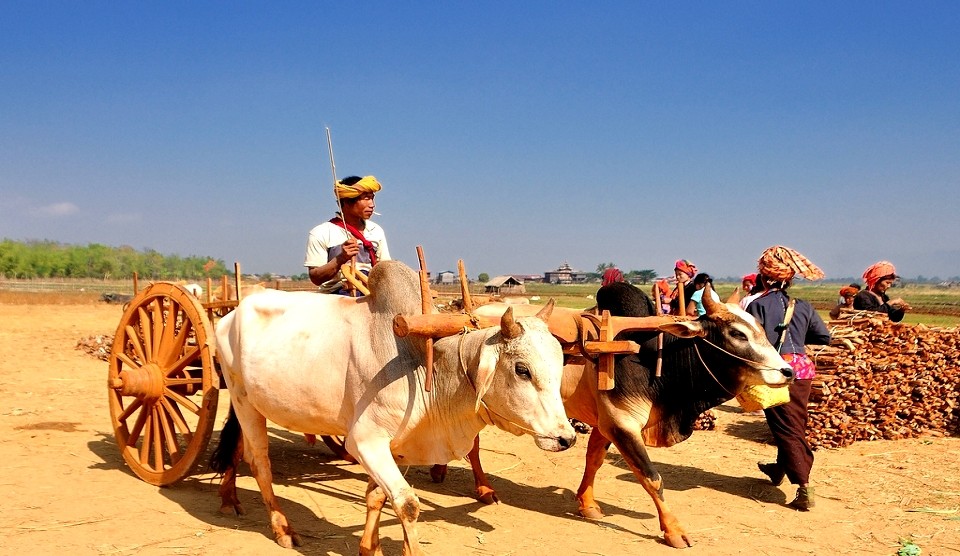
658;320;708;338
474;342;500;413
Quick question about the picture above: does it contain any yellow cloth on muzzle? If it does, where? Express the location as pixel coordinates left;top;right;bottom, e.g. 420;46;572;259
335;176;382;199
736;384;790;412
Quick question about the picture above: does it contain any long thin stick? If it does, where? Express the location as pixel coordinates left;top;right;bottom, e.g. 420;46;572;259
325;127;344;219
326;126;358;295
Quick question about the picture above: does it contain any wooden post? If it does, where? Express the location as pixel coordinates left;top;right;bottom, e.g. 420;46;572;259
206;276;213;303
656;332;664;377
417;246;434;392
677;281;687;317
597;310;615;390
458;259;473;313
132;272;139;295
234;262;242;301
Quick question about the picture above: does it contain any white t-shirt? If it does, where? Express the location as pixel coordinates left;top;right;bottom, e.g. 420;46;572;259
304;219;390;293
740;292;763;310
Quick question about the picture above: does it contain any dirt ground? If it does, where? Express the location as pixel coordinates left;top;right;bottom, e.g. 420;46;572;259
2;302;960;556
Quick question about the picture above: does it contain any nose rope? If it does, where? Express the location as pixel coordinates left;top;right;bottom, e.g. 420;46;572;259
692;337;793;399
456;328;545;438
696;336;789;372
692;342;739;398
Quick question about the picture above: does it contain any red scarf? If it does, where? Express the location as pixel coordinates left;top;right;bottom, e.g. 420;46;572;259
330;217;377;266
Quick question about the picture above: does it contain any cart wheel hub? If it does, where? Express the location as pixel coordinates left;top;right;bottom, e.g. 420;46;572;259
114;363;165;401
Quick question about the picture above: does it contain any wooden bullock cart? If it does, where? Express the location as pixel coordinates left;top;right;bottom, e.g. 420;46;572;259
106;257;687;486
106;266;250;485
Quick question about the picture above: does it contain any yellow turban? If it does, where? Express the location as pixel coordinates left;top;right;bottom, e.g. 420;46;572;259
757;245;825;281
335;176;382;200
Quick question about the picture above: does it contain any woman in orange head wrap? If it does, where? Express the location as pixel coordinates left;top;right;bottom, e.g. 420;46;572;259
853;261;910;322
747;246;831;511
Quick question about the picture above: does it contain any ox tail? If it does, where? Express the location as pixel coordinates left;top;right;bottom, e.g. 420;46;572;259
209;404;241;474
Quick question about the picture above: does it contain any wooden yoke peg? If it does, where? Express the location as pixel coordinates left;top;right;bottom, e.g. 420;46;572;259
417;246;435;392
458;259;473;313
598;310;615;391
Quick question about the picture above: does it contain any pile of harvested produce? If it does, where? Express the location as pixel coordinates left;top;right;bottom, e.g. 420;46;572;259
76;334;113;361
806;310;960;449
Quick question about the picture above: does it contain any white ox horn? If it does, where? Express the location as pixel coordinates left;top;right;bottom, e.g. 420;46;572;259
501;306;522;339
535;298;556;322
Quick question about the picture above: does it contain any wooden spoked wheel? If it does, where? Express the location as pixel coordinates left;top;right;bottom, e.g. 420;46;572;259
107;282;218;486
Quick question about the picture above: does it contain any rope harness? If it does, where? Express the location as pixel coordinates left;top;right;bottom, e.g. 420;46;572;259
690;335;795;398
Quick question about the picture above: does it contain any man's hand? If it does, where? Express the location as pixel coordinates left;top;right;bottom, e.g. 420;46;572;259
336;238;360;265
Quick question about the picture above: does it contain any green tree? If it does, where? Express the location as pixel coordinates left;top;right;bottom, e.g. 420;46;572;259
0;239;230;280
478;272;490;283
627;269;658;285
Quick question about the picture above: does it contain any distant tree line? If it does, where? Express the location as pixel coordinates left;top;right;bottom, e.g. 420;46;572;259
594;262;658;284
0;239;229;280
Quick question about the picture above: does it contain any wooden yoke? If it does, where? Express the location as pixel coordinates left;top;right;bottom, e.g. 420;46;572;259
577;312;696;389
391;290;695;392
580;311;638;390
417;246;435;392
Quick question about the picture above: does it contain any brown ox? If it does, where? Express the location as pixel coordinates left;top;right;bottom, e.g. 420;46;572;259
437;282;794;548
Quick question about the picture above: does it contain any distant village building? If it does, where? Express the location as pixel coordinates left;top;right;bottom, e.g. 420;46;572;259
484;275;525;295
512;274;543;283
543;261;590;284
435;270;456;285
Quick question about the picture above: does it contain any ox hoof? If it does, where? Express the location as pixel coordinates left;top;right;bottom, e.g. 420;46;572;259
276;532;304;549
664;532;693;549
219;503;245;516
429;464;447;483
476;487;499;505
578;505;605;521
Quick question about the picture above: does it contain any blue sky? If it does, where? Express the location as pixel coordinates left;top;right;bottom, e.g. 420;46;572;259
2;2;959;281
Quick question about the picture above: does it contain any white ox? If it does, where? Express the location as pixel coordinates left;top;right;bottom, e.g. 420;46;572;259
209;260;576;555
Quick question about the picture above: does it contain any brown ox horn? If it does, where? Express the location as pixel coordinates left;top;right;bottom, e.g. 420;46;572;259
501;306;522;339
702;282;725;315
535;298;556;322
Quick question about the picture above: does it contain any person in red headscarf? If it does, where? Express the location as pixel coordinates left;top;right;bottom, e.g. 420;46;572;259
668;259;698;315
651;259;698;315
829;284;861;319
853;261;911;322
602;267;624;287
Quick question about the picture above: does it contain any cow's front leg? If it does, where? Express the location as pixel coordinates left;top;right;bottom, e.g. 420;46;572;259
606;424;691;549
431;436;498;505
359;477;387;556
354;440;424;556
576;427;612;519
465;435;498;504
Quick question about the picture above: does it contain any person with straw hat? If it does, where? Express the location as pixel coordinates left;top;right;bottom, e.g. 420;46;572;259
304;175;391;294
745;245;831;511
